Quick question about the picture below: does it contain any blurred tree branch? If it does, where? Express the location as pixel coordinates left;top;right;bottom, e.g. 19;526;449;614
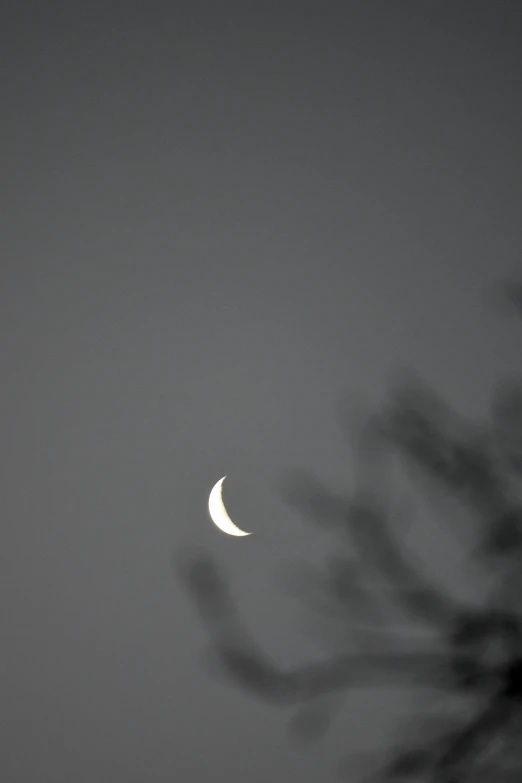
177;280;522;780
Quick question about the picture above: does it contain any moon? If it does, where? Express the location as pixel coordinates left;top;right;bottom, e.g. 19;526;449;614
208;476;251;537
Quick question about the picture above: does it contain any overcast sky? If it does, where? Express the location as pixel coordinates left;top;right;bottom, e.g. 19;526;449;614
2;3;522;782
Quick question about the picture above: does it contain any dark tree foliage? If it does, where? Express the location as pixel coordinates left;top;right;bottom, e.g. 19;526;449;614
178;281;522;781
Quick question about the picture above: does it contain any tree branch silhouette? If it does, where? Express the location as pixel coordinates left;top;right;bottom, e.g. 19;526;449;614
178;280;522;780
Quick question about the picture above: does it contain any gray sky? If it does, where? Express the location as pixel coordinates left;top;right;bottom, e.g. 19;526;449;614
2;3;522;781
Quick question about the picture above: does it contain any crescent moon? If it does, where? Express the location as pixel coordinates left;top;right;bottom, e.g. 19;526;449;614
208;476;251;537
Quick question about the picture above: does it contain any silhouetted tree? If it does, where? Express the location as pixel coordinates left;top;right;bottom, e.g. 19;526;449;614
178;281;522;781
